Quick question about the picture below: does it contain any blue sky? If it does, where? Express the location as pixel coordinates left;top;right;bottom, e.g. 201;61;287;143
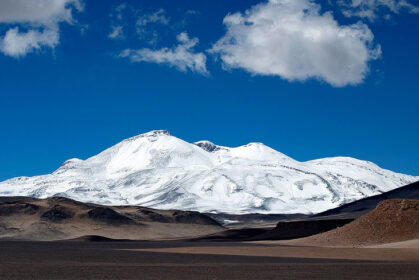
0;0;418;181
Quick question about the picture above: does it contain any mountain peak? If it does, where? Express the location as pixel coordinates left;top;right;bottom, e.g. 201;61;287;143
121;130;171;144
243;142;265;147
1;131;417;215
194;140;225;152
142;130;171;136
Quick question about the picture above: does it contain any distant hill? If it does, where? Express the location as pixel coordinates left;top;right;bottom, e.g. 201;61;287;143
314;180;419;219
297;198;419;247
0;196;222;241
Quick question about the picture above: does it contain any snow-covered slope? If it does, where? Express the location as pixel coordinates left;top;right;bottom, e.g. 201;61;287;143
0;130;417;214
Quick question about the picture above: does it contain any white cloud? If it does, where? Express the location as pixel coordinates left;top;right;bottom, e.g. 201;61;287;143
0;0;82;58
108;25;123;39
210;0;381;87
1;27;59;57
339;0;419;21
120;32;208;75
0;0;82;25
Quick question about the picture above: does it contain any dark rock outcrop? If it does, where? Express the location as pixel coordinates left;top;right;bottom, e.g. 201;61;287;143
41;205;74;222
87;207;135;225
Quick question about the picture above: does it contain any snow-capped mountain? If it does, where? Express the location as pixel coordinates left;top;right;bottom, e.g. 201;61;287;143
0;130;417;214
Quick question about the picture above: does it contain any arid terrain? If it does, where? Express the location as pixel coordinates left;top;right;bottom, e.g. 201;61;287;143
0;196;223;241
0;240;419;280
0;183;418;279
276;199;419;247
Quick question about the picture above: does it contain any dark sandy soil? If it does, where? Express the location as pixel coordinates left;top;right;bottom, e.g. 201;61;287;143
191;218;353;242
0;240;418;280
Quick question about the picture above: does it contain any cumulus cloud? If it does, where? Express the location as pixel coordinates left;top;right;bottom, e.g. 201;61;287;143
1;27;59;57
0;0;82;58
338;0;419;21
210;0;381;87
120;32;208;74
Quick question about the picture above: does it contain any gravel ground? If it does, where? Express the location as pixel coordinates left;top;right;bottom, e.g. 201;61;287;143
0;240;418;280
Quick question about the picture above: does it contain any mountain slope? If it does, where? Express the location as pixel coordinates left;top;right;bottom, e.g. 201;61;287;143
314;180;419;219
0;130;417;214
293;199;419;247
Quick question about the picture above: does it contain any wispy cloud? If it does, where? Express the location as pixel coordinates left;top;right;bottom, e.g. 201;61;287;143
108;25;123;39
136;8;170;45
108;3;131;40
120;32;208;75
338;0;419;21
137;8;169;27
108;5;170;44
210;0;381;87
